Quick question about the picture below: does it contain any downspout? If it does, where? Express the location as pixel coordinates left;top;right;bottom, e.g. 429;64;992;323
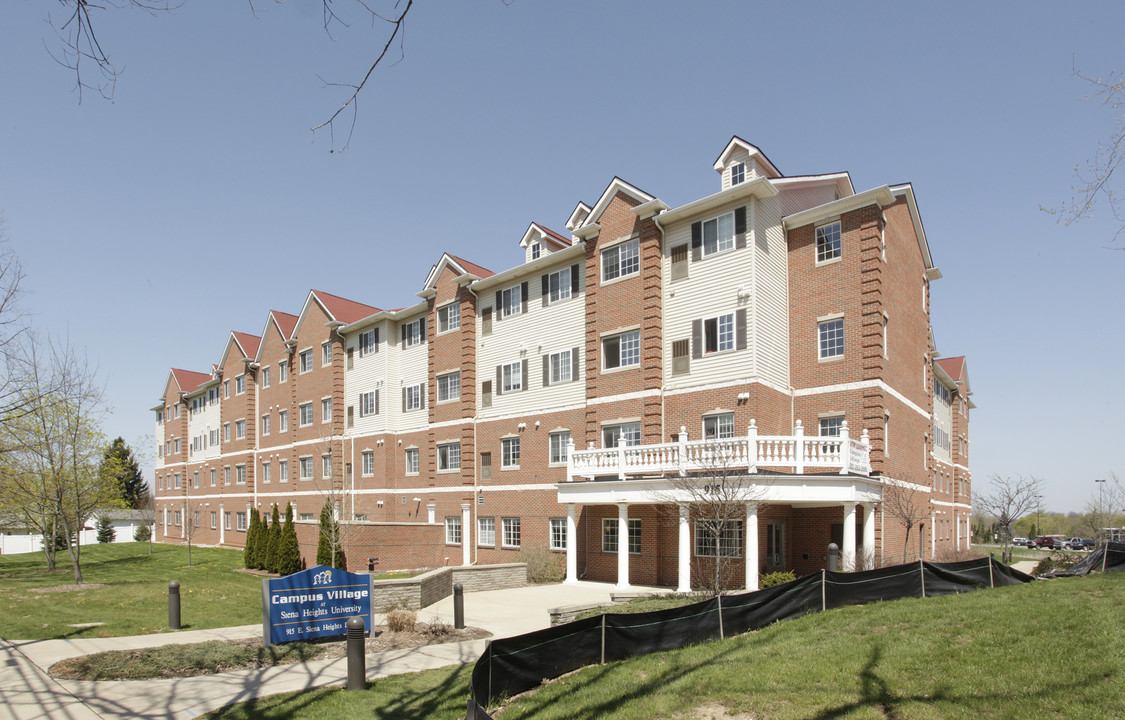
652;210;669;443
467;281;480;566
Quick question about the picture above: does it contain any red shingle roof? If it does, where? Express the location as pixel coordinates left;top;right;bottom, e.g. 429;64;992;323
538;225;572;248
935;356;966;382
311;290;380;325
446;254;495;279
231;332;261;359
271;311;298;340
170;368;211;393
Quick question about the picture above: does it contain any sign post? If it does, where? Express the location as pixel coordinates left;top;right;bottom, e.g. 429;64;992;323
262;565;374;646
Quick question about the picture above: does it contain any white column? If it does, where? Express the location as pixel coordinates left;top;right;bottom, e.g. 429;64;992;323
219;503;225;544
616;504;631;590
461;503;472;566
565;504;578;584
862;503;875;570
930;513;936;558
427;503;436;524
842;502;857;572
955;515;961;552
745;503;760;591
677;505;691;593
162;507;167;537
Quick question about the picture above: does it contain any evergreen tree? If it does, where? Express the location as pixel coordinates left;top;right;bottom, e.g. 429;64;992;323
276;503;302;576
253;509;270;570
133;523;151;542
244;510;259;569
316;501;333;567
96;515;115;543
265;504;282;573
99;437;148;509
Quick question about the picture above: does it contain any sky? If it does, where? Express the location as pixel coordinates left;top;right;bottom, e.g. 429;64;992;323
0;1;1121;514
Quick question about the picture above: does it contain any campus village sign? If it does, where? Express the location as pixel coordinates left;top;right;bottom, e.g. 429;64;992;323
262;565;374;646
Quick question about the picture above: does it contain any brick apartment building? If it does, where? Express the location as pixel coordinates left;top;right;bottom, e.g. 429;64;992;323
152;137;973;591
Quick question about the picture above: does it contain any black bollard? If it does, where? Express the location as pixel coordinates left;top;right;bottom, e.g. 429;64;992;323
826;543;840;572
346;616;366;690
453;582;465;629
168;581;181;630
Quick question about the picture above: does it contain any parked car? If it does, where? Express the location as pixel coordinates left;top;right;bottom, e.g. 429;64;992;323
1064;537;1094;551
1012;537;1034;548
1033;535;1067;549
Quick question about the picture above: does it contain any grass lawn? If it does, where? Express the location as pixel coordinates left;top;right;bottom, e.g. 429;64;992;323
205;572;1125;720
0;543;264;640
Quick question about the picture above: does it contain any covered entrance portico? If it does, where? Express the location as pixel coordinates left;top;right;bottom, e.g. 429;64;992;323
558;421;882;592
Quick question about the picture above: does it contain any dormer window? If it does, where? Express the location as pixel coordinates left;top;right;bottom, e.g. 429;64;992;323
731;162;746;186
531;242;541;260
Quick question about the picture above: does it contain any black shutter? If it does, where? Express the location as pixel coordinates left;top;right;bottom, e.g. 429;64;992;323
692;319;703;359
401;325;407;346
521;359;528;391
374;328;380;352
571;264;580;294
419;317;426;342
495;291;502;321
541;275;550;307
572;347;580;381
521;282;529;314
496;366;503;396
691;221;702;261
543;354;551;387
735;207;747;249
736;309;747;350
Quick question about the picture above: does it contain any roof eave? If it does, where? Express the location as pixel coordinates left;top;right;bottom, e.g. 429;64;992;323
655;177;778;227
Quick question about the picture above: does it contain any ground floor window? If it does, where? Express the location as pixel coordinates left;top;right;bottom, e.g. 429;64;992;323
502;517;521;548
236;512;247;531
478;517;495;546
695;521;743;557
446;516;462;544
550;517;567;550
603;518;641;553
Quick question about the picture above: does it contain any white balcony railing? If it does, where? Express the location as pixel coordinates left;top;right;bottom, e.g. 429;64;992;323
566;420;870;481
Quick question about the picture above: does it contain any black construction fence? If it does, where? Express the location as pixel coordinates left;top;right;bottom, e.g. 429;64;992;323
469;554;1043;710
1043;540;1125;576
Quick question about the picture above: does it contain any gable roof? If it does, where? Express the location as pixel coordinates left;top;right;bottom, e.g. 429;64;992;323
167;368;211;397
311;290;381;325
269;310;299;341
231;331;261;359
713;136;782;178
422;253;495;294
519;223;571;250
574;177;658;236
936;356;966;383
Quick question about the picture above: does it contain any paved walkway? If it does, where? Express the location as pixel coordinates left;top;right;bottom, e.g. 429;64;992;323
0;581;659;720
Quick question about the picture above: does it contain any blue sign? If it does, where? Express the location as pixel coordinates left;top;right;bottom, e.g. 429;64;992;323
263;565;373;645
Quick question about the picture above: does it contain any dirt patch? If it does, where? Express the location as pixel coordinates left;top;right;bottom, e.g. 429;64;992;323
31;584;109;593
678;702;757;719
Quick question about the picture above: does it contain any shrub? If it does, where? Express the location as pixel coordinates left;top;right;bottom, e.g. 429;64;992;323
1033;551;1078;576
517;547;565;583
133;523;151;542
265;504;282;573
96;516;116;544
244;511;259;569
275;504;302;576
386;609;417;633
759;570;797;588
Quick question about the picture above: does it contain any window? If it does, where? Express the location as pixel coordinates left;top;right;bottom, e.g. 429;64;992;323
703;313;736;354
819;416;845;437
437;372;460;403
279;361;288;383
730;162;746;186
445;517;462;544
480;452;491;480
224;467;231;485
279;460;288;483
361;450;374;476
174;510;182;527
235;375;245;395
695;521;743;557
549;431;571;465
550;518;567;550
403;383;424;411
262;367;270;388
236;512;247;531
502;517;521;548
234;419;245;440
603;519;641;554
224;512;232;530
603;330;640;369
299;457;313;480
235;464;246;484
602;238;639;281
500;284;523;318
261;414;270;436
437;304;460;333
530;242;541;260
816;222;842;263
402;318;424;348
299;403;313;426
405;448;419;475
359;390;378;417
210;512;217;529
501;362;523;393
703;413;735;440
545;266;576;304
262;462;271;484
279;410;288;432
703;213;735;257
359;328;379;357
818;318;845;359
546;349;575;385
210;469;216;487
321;397;332;423
321;342;332;367
174;438;181;453
438;442;461;471
603;422;641;448
193;471;199;488
223;380;230;399
299;349;313;373
478;517;495;546
501;437;520;468
300;513;314;522
322;454;332;478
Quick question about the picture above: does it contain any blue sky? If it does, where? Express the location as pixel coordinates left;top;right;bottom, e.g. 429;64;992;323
1;1;1121;513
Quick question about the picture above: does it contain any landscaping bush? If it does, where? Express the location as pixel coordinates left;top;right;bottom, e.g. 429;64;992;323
1033;551;1078;576
96;516;116;544
517;547;565;583
244;511;260;569
265;504;282;573
386;609;417;633
133;523;151;542
759;570;797;588
276;504;302;576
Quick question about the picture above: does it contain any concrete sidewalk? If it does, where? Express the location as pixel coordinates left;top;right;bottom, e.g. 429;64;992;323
0;581;660;720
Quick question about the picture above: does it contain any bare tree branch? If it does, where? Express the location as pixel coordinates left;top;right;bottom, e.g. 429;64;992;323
976;474;1043;563
882;482;926;564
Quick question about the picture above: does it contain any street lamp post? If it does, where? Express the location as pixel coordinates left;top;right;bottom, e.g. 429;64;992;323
1095;478;1107;546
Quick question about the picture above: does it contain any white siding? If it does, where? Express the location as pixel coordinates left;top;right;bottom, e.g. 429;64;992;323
390;315;429;433
189;395;221;463
777;185;840;217
344;320;391;437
